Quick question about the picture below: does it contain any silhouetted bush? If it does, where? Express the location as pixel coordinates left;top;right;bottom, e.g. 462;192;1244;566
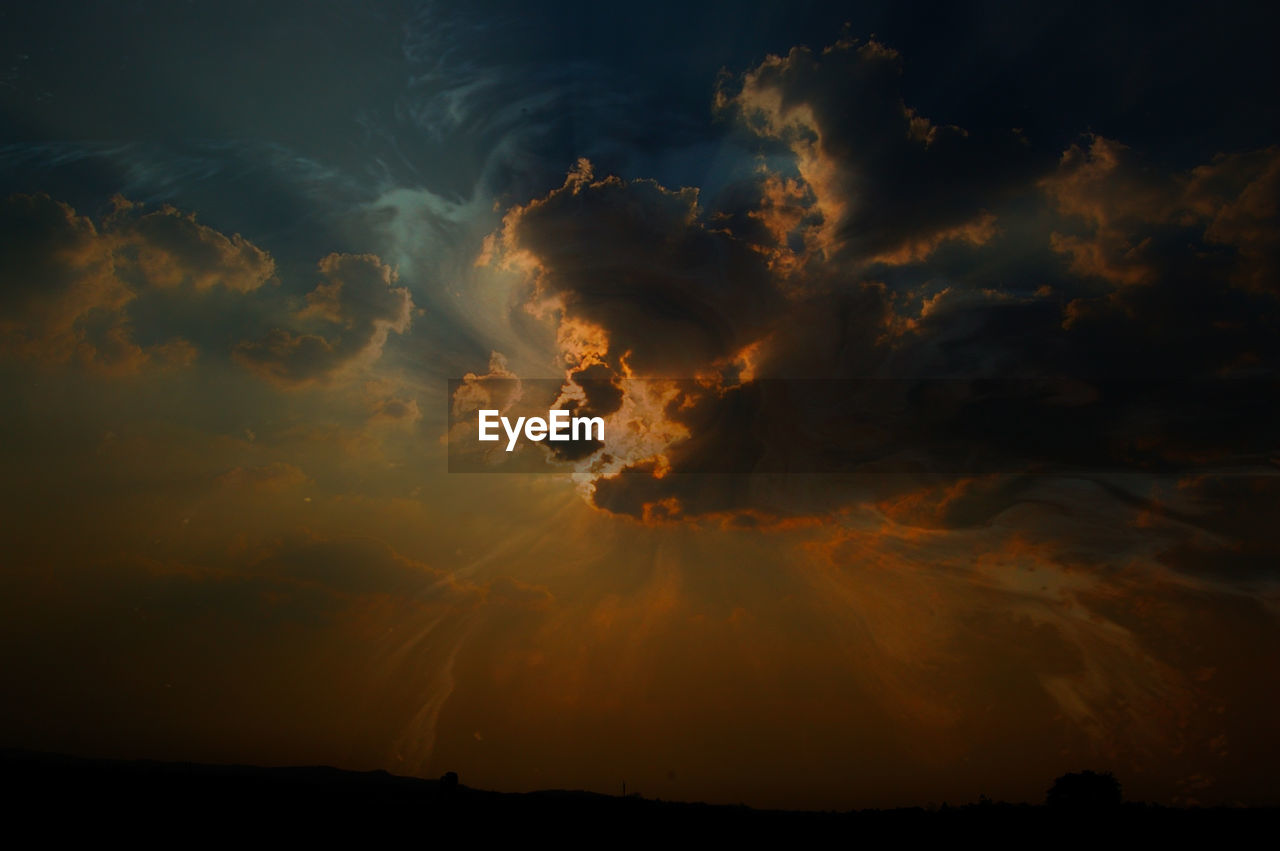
1046;771;1122;808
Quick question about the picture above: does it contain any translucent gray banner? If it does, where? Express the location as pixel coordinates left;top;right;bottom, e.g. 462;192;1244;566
447;377;1278;475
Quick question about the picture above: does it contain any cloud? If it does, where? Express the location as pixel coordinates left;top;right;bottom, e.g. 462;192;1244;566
1;193;416;386
109;196;276;293
1184;148;1280;294
1043;136;1280;293
234;253;412;386
716;38;1034;268
0;193;274;373
486;159;785;378
450;351;521;420
469;80;1277;539
0;193;152;372
368;395;422;425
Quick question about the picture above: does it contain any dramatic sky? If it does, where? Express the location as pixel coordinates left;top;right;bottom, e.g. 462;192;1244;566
2;0;1278;809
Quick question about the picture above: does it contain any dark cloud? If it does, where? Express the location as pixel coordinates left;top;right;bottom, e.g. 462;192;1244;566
0;193;413;385
493;160;785;377
234;253;412;386
1043;137;1280;295
1039;139;1280;381
0;193;274;373
568;363;624;418
450;352;522;420
471;39;1279;548
543;365;623;462
110;197;276;294
716;38;1037;269
368;395;421;424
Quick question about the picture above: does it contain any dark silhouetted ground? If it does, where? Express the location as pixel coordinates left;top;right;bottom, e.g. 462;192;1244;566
1;749;1272;842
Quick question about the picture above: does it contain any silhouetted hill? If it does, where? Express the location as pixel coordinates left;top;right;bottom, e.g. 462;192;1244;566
1;749;1272;842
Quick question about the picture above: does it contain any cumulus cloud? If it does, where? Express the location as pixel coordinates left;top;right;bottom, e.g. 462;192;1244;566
1040;137;1280;386
109;196;276;293
1193;148;1280;294
486;159;785;378
479;154;1262;521
1043;137;1280;293
0;193;275;373
465;38;1278;544
0;193;417;386
368;395;421;425
450;351;521;420
234;253;412;386
715;38;1034;269
0;197;202;373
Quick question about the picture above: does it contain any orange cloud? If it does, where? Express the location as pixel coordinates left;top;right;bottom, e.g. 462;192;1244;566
108;196;275;293
718;38;1030;269
1044;136;1280;292
0;193;274;374
234;253;411;387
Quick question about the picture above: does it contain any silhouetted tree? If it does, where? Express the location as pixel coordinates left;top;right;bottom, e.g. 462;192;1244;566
440;771;459;793
1046;771;1122;808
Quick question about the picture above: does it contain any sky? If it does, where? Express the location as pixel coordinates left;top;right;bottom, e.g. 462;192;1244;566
1;0;1278;809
